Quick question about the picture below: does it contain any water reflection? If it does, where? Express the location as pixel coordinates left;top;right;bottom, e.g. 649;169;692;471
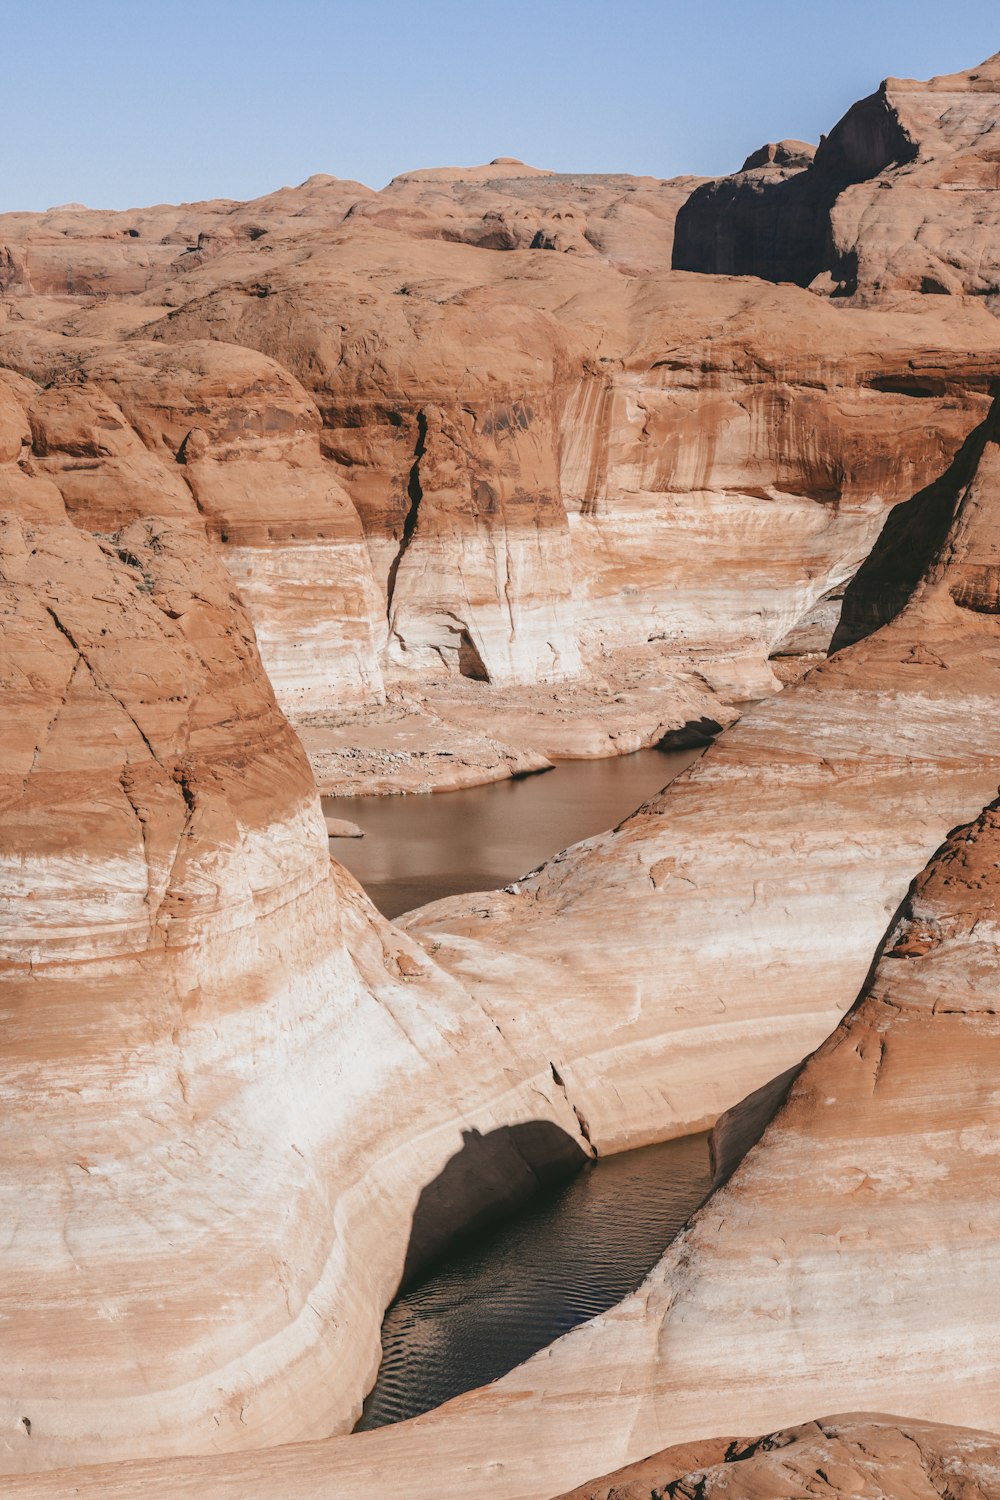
357;1132;711;1429
324;746;702;919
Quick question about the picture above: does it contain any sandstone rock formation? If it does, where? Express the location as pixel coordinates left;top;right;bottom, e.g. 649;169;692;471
0;175;376;299
6;333;389;722
553;1414;1000;1500
400;393;1000;1150
11;780;1000;1494
5;138;997;788
5;281;1000;1500
0;388;595;1472
675;51;1000;306
3;43;1000;1499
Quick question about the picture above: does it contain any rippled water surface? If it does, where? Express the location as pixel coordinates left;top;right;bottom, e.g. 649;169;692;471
324;745;702;918
357;1132;712;1429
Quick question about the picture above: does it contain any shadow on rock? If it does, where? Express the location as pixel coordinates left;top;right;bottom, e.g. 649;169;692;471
400;1120;589;1292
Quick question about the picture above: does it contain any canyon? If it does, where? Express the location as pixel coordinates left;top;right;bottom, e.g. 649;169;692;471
1;44;1000;1500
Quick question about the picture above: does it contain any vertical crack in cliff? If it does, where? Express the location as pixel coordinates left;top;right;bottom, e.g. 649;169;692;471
501;514;517;640
42;602;198;943
118;767;153;910
549;1061;597;1157
23;657;79;790
385;409;428;622
43;604;160;764
149;768;198;942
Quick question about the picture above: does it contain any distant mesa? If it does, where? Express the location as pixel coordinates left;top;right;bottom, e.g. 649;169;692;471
391;158;553;184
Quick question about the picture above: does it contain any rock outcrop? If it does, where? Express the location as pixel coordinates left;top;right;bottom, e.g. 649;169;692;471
553;1414;1000;1500
11;764;1000;1495
0;388;594;1472
271;781;1000;1500
400;394;1000;1151
137;219;997;704
6;333;389;721
4;142;998;786
4;46;1000;1496
674;51;1000;306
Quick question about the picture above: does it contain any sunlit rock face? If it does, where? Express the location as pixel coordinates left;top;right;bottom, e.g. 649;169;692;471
401;397;1000;1156
675;50;1000;306
139;230;997;701
14;779;1000;1494
141;735;1000;1500
554;1415;1000;1500
0;387;592;1473
3;45;1000;1499
9;335;388;722
12;372;1000;1500
5;147;998;719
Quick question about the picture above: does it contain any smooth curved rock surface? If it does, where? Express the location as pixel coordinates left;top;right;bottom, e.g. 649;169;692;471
5;330;1000;1500
11;776;1000;1493
0;423;593;1473
3;54;1000;1492
399;395;1000;1153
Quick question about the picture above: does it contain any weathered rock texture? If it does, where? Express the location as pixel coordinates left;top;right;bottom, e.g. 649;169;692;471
400;395;1000;1153
11;777;1000;1493
675;51;1000;306
0;383;595;1473
285;782;1000;1500
553;1414;1000;1500
4;46;1000;1496
4;133;998;784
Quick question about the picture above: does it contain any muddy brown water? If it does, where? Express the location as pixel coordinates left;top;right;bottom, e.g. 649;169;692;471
330;747;712;1429
323;745;702;919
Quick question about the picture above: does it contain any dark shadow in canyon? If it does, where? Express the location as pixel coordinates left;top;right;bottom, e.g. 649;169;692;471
831;396;999;652
657;716;723;749
385;408;428;619
672;84;918;288
357;1129;712;1431
398;1120;590;1294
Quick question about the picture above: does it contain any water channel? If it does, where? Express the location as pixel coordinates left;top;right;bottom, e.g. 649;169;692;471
329;745;713;1429
323;744;702;919
357;1131;712;1429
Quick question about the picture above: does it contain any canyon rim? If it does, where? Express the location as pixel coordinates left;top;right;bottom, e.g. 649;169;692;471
3;28;1000;1500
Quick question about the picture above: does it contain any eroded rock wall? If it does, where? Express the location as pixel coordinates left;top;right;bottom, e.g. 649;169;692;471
398;396;1000;1154
674;50;1000;306
0;386;591;1472
14;774;1000;1493
6;149;997;725
554;1415;1000;1500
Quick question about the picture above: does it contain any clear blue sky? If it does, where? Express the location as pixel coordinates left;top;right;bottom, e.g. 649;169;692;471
4;0;997;212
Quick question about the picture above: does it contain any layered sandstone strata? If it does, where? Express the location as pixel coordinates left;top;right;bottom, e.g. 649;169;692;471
5;321;1000;1500
3;49;1000;1493
279;783;1000;1500
674;50;1000;305
11;727;1000;1494
8;334;388;722
5;142;998;780
399;395;1000;1150
141;225;997;702
0;413;593;1474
